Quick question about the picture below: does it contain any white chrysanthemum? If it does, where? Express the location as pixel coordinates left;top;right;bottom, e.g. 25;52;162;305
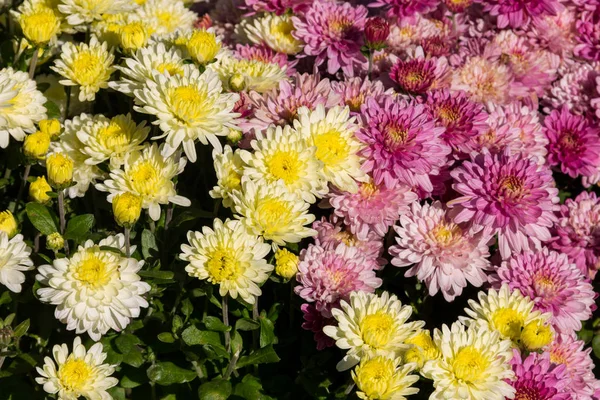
240;125;326;204
0;233;34;293
95;143;190;221
210;145;243;208
323;290;425;371
231;178;316;248
109;42;187;96
180;218;273;304
0;68;47;148
459;284;553;346
352;355;419;400
51;36;115;102
35;337;118;399
36;235;151;341
209;54;288;93
58;0;134;27
244;13;303;55
134;67;239;162
293;105;367;193
422;322;515;400
76;113;149;167
135;0;196;35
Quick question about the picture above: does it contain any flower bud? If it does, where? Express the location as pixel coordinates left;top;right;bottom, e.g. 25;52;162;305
226;128;243;145
18;6;61;45
443;0;473;13
46;232;64;252
186;29;221;64
29;176;52;204
0;326;13;347
229;73;246;92
120;22;149;52
112;192;142;228
23;131;51;160
46;152;74;189
364;17;390;50
274;248;299;280
39;119;61;139
520;320;553;351
0;211;18;238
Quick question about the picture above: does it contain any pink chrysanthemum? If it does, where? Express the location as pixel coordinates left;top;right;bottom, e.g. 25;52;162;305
546;335;600;399
425;89;488;155
356;96;451;192
492;248;596;334
292;2;368;77
301;303;335;350
550;191;600;279
295;243;382;318
507;350;571;400
477;0;561;29
389;201;493;302
544;106;600;179
449;149;559;259
331;77;389;114
451;56;517;104
389;48;450;94
235;44;297;76
386;16;443;54
313;217;386;268
325;178;418;241
544;61;600;117
369;0;441;19
421;35;453;57
575;10;600;62
529;9;577;56
240;0;311;15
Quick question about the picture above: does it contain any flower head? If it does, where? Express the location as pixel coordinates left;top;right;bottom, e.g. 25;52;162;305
112;192;142;228
244;13;303;55
369;0;440;19
210;145;243;209
331;77;388;114
402;330;440;369
508;350;571;400
29;176;52;204
389;49;449;95
23;130;51;160
0;233;33;293
46;152;74;189
574;10;600;61
274;248;298;280
352;355;419;400
15;1;61;45
241;0;311;15
364;17;390;50
301;303;336;350
478;0;561;28
209;53;288;94
135;0;196;35
451;56;514;104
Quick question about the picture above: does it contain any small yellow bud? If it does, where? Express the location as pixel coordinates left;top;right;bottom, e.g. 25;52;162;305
403;330;440;369
228;73;246;92
520;320;553;351
186;30;221;64
226;128;243;145
46;152;74;189
0;211;18;239
23;131;51;160
119;22;149;52
274;248;299;280
18;6;61;45
39;119;61;139
112;192;142;228
46;232;64;252
29;176;52;204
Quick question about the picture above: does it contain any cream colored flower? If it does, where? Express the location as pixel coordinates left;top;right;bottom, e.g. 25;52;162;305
135;0;196;35
58;0;134;27
209;53;288;93
244;13;303;55
14;0;62;45
210;145;243;208
36;235;151;341
352;355;419;400
0;233;34;293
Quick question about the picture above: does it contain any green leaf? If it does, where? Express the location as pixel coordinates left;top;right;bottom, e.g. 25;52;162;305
593;335;600;359
204;316;230;332
235;318;260;331
180;325;223;348
233;375;272;400
198;379;232;400
181;298;193;318
171;208;213;227
158;332;176;343
115;334;142;354
236;345;280;369
12;319;30;338
25;203;57;235
141;229;158;259
231;330;243;355
120;366;147;389
44;100;61;119
107;387;126;400
146;361;197;386
259;316;275;348
64;214;94;242
138;270;175;280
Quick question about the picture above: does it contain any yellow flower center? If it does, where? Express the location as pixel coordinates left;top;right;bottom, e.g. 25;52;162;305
169;85;209;125
335;231;357;246
452;346;489;382
491;307;525;341
437;105;461;124
20;7;61;45
155;62;184;76
205;247;241;283
156;11;176;31
499;175;524;194
360;311;395;349
129;161;160;196
360;182;379;198
271;18;294;37
346;94;365;112
312;130;349;167
97;120;131;152
75;253;112;288
431;222;462;246
265;150;303;185
223;168;241;191
186;30;221;64
255;197;293;236
384;123;408;150
533;274;556;297
354;356;394;398
59;358;92;392
549;349;567;365
520;320;553;350
71;51;104;86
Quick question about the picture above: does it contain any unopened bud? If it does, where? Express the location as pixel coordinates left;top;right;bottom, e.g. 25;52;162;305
46;152;74;189
364;17;390;50
39;119;61;139
274;248;299;280
112;192;142;228
46;232;64;252
0;211;18;239
23;131;51;160
29;176;52;204
229;73;246;92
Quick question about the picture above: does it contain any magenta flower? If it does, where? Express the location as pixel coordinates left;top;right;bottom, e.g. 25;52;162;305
292;2;368;77
544;106;600;178
422;35;453;57
425;89;488;155
492;248;596;334
390;47;449;95
325;178;418;241
235;44;297;75
356;96;451;192
301;303;335;350
369;0;441;19
550;191;600;279
331;77;389;114
443;0;473;12
575;10;600;62
241;0;311;15
295;243;382;318
508;350;571;400
478;0;561;29
390;201;493;302
449;149;559;259
364;17;390;50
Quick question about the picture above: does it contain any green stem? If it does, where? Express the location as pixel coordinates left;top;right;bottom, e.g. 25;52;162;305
64;86;71;121
124;227;131;257
367;51;374;80
58;190;69;255
28;47;39;79
222;296;230;352
11;164;30;213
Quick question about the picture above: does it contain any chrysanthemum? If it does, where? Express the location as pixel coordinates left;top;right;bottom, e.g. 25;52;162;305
210;145;243;209
492;248;596;334
390;201;493;302
530;9;577;56
323;291;424;371
574;11;600;62
448;149;559;259
461;285;553;349
209;53;288;94
168;28;223;66
402;330;440;369
477;0;561;28
545;61;600;116
95;143;190;221
301;303;336;350
508;350;571;400
352;355;419;400
368;0;440;19
13;0;62;46
135;0;196;35
180;218;272;304
422;322;515;400
36;235;151;341
295;243;382;318
425;89;488;155
0;67;47;148
293;105;367;193
134;67;239;162
331;77;389;114
234;44;297;76
551;191;600;278
244;13;303;55
356;96;450;192
231;178;316;247
544;106;600;178
0;233;34;293
292;1;367;77
239;124;326;204
51;36;115;102
326;178;417;241
58;0;133;27
76;113;149;167
451;56;514;104
35;337;118;400
389;48;449;95
242;0;311;15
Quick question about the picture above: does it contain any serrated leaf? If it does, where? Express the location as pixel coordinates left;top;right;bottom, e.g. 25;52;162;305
235;318;260;331
236;345;280;369
141;229;159;259
181;325;223;349
146;361;197;386
198;379;232;400
204;316;230;332
64;214;94;242
44;100;61;119
259;316;275;348
26;203;57;235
